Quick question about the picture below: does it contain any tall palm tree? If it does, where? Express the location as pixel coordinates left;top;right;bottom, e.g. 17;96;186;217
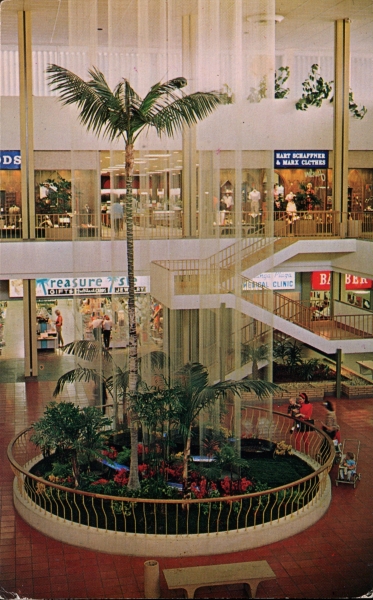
173;362;279;492
46;65;224;489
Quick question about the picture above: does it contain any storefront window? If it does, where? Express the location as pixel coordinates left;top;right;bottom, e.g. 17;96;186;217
34;167;98;239
100;150;182;237
0;166;22;238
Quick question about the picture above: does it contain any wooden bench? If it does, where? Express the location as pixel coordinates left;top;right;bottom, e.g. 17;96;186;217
163;560;276;599
356;360;373;379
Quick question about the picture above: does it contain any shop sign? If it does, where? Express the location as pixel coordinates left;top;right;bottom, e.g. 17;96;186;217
311;271;372;291
0;151;21;170
243;272;295;290
274;150;328;169
9;276;150;298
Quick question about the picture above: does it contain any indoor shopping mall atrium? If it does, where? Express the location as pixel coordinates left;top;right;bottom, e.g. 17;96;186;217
1;1;373;599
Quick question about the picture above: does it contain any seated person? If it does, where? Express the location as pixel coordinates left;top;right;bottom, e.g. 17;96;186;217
313;300;330;319
339;452;356;480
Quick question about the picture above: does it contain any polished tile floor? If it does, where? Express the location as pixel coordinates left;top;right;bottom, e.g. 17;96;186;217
1;377;373;599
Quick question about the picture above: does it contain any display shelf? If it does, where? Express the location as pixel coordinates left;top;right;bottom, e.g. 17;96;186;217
37;334;58;351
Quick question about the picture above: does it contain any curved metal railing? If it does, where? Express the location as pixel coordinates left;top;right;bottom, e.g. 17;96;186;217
8;407;334;537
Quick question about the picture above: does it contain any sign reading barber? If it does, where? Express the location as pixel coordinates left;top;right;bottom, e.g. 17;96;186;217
275;150;328;169
0;151;21;170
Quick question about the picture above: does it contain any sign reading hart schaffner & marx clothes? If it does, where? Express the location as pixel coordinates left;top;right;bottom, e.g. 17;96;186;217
274;151;328;168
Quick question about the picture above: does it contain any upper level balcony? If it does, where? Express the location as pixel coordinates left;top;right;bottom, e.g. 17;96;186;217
1;210;373;242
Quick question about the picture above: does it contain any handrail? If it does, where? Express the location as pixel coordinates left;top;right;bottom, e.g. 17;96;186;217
8;407;334;538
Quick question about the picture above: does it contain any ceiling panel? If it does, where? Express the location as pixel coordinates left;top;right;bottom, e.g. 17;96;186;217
0;0;372;54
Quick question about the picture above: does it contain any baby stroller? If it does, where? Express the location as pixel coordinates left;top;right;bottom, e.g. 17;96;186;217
335;439;361;488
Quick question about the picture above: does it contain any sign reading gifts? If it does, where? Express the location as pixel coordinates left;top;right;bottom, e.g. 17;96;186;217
274;150;328;169
312;271;373;291
0;151;21;170
9;276;150;298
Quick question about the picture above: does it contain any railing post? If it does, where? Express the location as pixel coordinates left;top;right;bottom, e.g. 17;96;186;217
336;348;342;399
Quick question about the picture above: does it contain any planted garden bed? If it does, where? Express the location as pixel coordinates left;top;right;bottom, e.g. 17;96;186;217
27;448;314;535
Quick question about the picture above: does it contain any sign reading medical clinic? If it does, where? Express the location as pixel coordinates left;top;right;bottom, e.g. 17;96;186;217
243;272;295;290
274;150;328;169
9;276;150;298
0;151;21;170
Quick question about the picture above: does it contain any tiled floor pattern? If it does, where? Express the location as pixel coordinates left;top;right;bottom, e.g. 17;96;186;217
1;381;373;599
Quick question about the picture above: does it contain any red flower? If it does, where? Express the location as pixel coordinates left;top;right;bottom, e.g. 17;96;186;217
114;469;129;486
92;478;109;485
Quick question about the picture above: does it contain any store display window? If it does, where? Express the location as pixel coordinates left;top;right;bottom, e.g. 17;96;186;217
0;168;22;237
34;168;98;239
311;271;373;312
274;168;331;213
100;150;182;233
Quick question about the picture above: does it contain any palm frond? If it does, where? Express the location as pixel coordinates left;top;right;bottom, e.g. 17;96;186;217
138;350;169;372
46;64;125;142
139;77;187;116
211;378;280;399
53;366;102;397
150;91;223;137
60;340;112;363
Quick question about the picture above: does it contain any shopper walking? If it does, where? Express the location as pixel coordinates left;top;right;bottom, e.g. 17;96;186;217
111;200;124;234
54;310;64;347
102;314;113;349
90;315;103;342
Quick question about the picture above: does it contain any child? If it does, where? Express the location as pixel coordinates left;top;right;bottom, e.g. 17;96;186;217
339;452;356;481
287;397;301;433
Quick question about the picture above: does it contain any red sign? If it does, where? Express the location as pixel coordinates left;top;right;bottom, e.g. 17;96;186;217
311;272;331;290
312;271;372;291
345;274;372;290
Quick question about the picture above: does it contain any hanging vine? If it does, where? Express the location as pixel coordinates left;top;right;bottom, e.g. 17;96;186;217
295;64;332;110
275;66;290;99
295;63;367;119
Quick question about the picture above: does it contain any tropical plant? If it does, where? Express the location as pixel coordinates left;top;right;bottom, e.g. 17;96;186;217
247;76;267;103
296;63;367;119
294;182;322;211
46;64;224;490
295;64;332;111
275;66;290;99
53;341;168;428
30;401;112;487
126;382;182;459
241;343;268;378
37;173;72;214
347;90;367;120
273;339;289;364
171;362;279;493
213;443;251;488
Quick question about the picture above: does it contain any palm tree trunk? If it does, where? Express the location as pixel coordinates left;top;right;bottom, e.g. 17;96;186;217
182;429;192;495
125;142;140;491
71;452;80;488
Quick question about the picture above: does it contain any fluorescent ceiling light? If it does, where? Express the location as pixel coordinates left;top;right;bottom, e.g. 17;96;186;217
144;154;171;158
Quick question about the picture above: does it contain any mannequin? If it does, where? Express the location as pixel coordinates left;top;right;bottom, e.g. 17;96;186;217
306;182;315;211
225;192;233;210
249;187;261;216
285;192;297;222
8;204;20;226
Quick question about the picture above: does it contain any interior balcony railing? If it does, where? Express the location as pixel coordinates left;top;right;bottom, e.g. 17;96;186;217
0;208;372;241
233;274;373;342
156;257;373;342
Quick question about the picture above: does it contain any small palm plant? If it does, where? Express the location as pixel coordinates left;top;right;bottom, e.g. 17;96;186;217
46;65;224;489
171;362;279;493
